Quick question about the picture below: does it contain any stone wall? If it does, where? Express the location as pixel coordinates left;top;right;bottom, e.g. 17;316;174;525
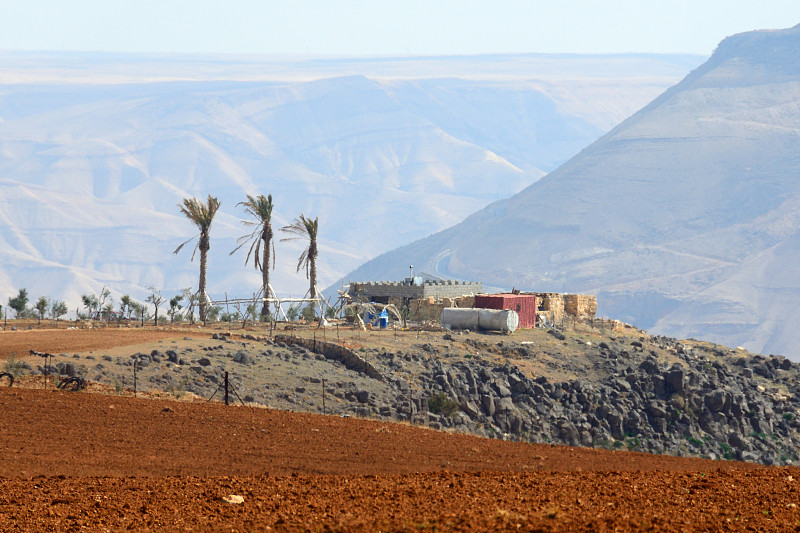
564;294;597;319
274;334;383;381
350;280;482;302
533;293;597;325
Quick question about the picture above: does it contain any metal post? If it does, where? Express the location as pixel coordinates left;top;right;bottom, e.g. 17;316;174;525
45;354;52;389
408;384;413;422
322;378;326;415
133;361;138;397
224;372;230;406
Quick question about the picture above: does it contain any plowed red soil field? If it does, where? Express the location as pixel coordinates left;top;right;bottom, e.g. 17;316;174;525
0;326;192;360
2;327;800;531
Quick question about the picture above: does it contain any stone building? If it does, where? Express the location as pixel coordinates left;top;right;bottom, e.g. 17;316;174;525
533;293;597;326
349;278;483;304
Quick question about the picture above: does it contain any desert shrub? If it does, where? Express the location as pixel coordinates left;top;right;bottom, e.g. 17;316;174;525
220;312;238;323
686;436;703;448
167;376;189;399
428;392;459;417
301;304;315;322
207;306;221;322
3;354;25;379
286;305;300;321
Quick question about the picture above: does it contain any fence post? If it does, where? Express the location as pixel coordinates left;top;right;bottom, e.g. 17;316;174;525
411;387;415;421
224;371;229;406
43;353;53;390
133;361;138;397
322;378;326;415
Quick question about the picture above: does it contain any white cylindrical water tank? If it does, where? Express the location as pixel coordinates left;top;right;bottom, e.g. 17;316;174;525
440;308;481;330
441;308;518;333
478;308;518;333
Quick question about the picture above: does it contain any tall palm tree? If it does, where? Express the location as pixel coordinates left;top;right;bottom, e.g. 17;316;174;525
174;195;221;321
280;214;319;304
231;194;275;318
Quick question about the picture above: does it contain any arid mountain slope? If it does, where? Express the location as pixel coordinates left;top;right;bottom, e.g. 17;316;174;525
0;52;699;309
340;24;800;357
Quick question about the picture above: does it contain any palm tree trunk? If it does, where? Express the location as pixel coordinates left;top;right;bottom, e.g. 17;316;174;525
261;234;270;318
309;254;317;302
199;235;209;322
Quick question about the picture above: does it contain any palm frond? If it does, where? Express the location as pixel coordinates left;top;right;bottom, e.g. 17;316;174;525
296;247;308;272
231;193;275;272
178;195;220;232
173;235;198;255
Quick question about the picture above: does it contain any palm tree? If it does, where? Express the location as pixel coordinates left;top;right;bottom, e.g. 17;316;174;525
174;195;221;321
231;194;275;318
280;214;319;305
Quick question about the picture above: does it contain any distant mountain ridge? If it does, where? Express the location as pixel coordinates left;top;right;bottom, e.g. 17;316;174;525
0;52;699;311
337;25;800;358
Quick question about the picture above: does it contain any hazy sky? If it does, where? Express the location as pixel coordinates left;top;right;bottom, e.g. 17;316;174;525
0;0;798;56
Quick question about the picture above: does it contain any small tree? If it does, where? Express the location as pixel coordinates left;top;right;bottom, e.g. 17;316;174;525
168;294;183;323
119;295;133;321
130;301;147;326
101;299;115;322
34;296;48;326
301;304;315;322
8;289;29;318
145;286;164;326
286;304;300;321
50;300;68;323
80;287;110;320
81;293;99;319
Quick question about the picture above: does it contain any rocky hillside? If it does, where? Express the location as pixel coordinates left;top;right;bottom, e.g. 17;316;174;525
18;322;800;466
338;24;800;357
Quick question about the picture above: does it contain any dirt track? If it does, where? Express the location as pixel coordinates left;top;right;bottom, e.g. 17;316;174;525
1;327;800;531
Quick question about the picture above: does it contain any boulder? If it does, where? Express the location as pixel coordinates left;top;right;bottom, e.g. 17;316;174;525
480;395;496;417
639;358;659;375
355;390;370;403
233;351;253;365
664;366;685;394
494;396;514;413
508;374;527;394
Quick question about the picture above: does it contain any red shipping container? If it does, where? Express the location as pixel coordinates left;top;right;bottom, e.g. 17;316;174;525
474;294;537;328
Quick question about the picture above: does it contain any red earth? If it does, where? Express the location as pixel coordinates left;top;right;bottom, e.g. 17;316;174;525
1;327;799;531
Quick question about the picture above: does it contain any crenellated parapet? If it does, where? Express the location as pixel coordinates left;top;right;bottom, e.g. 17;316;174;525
349;279;483;302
